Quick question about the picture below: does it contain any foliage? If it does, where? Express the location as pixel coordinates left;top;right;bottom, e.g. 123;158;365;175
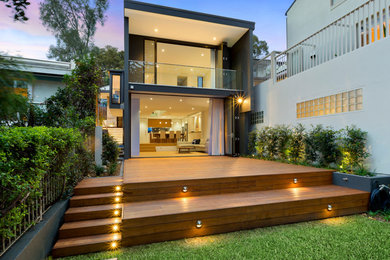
44;57;102;135
339;126;370;174
90;45;124;85
248;130;258;155
248;124;370;175
1;0;30;21
305;125;341;167
253;34;269;59
0;54;33;125
102;132;119;175
288;124;305;163
369;209;390;222
94;164;105;177
0;127;90;238
39;0;109;61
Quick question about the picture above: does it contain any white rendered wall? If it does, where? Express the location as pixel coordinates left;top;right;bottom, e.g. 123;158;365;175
287;0;368;48
254;37;390;173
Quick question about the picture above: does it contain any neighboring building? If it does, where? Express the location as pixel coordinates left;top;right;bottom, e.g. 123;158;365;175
6;56;72;105
107;1;254;159
254;0;390;173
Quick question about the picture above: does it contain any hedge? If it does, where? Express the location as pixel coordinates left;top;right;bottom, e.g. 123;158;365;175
248;124;370;176
0;127;93;238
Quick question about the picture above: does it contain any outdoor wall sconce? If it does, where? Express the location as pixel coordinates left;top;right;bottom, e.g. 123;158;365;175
182;186;188;193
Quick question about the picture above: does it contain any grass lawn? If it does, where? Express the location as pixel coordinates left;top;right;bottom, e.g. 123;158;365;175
60;215;390;260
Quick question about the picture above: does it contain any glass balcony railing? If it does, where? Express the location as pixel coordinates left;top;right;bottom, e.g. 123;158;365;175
129;60;239;90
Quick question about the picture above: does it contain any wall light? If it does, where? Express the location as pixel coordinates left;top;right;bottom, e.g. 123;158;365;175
182;186;188;193
327;204;333;211
196;220;202;228
293;178;298;184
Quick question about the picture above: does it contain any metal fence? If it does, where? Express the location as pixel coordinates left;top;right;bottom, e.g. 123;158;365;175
1;174;64;256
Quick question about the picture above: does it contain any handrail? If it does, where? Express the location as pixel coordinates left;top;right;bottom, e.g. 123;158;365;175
272;0;388;82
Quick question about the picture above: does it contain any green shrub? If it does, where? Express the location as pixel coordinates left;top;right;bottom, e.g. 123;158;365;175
102;132;119;176
339;126;370;174
248;130;258;155
288;124;306;163
274;125;291;160
305;125;341;167
0;127;91;238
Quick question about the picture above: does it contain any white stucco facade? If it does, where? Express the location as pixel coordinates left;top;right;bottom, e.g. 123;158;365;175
286;0;369;48
254;35;390;173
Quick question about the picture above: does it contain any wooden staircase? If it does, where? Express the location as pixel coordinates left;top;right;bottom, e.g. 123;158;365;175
51;176;123;258
51;157;370;258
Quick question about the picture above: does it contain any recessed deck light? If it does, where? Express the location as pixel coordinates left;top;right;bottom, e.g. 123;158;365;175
237;97;244;104
196;220;202;228
113;234;119;240
328;204;333;211
111;242;117;248
182;186;188;193
293;178;298;184
115;197;120;202
114;210;120;216
113;225;119;231
115;186;121;191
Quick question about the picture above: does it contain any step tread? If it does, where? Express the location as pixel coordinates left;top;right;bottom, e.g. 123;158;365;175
53;233;121;249
75;176;122;189
66;204;122;214
60;217;121;230
71;192;123;201
123;185;368;220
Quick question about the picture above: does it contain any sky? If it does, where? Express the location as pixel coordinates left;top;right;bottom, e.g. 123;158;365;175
0;0;293;60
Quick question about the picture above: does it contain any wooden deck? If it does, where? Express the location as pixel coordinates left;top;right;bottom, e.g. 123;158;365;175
52;157;370;258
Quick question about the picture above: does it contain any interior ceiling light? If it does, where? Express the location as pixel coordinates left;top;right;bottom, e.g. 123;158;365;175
201;53;204;56
169;107;172;109
179;99;183;102
213;37;217;41
162;49;165;52
145;106;148;109
192;107;195;110
154;28;158;32
150;97;153;100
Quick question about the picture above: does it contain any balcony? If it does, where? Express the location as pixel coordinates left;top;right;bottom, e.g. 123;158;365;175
128;60;239;90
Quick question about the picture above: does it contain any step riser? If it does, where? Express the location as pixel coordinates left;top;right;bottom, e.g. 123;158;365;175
59;225;117;239
70;196;121;207
122;206;366;247
74;186;118;196
124;172;333;202
52;242;111;258
123;193;368;230
64;209;121;222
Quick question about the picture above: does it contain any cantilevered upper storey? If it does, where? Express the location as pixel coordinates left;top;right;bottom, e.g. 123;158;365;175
124;0;255;98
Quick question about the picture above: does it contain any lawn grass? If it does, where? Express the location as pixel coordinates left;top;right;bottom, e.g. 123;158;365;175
60;215;390;260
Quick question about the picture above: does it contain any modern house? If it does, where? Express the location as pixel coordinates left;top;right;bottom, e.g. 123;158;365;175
254;0;390;173
103;0;254;159
5;56;72;105
48;1;389;258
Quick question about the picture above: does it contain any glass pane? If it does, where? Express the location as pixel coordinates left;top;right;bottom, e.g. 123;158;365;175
112;74;121;104
145;40;155;84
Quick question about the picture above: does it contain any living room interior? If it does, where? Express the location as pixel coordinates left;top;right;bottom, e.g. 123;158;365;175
134;94;212;157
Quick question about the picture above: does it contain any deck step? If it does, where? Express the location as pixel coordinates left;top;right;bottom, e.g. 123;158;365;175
58;218;122;239
124;171;333;202
70;192;123;207
52;233;121;258
74;176;123;195
64;204;122;222
121;185;369;246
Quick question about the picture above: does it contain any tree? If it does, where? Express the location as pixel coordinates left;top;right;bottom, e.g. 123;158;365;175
39;0;109;61
0;55;33;125
1;0;30;21
91;45;124;71
45;57;102;135
253;35;269;59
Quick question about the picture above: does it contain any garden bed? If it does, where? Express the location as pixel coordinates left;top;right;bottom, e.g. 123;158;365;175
333;172;390;192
